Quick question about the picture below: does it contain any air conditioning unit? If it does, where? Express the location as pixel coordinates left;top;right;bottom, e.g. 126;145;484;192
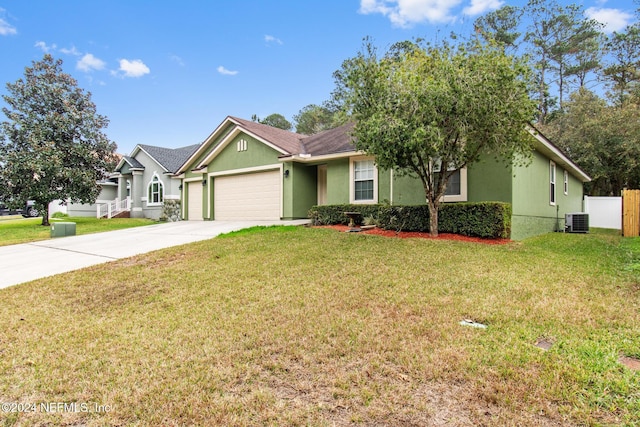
565;213;589;233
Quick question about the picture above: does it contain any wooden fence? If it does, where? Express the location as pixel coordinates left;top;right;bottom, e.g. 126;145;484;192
622;190;640;237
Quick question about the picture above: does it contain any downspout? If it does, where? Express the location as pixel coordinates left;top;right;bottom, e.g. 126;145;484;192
390;169;394;205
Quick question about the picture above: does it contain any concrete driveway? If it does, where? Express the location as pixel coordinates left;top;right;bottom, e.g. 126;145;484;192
0;219;310;289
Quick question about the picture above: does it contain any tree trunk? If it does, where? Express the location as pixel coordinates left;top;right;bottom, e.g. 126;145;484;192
427;199;439;237
41;204;50;226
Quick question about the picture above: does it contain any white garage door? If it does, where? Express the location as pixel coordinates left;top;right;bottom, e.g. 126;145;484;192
214;170;281;220
188;181;203;220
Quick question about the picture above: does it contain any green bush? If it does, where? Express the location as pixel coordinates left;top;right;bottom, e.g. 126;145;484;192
51;212;69;218
308;202;511;239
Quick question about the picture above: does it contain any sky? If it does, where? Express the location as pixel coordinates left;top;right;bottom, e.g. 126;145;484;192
0;0;637;155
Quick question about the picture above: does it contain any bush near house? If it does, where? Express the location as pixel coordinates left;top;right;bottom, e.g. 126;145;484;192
308;202;512;239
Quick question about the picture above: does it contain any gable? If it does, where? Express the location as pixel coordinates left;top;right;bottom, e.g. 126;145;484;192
207;132;284;173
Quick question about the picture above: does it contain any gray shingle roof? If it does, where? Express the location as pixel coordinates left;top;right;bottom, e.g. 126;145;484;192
121;156;144;169
229;116;306;155
300;122;356;156
139;144;201;173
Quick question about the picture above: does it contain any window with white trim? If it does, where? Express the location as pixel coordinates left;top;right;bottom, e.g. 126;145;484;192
434;160;467;202
148;174;164;205
350;157;377;203
354;160;374;201
550;161;556;205
563;170;569;195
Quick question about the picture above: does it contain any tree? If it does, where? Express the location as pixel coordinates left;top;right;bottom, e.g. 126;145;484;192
293;104;337;134
603;24;640;105
473;5;523;52
524;0;601;119
0;54;117;226
334;40;537;236
251;113;292;130
541;89;640;196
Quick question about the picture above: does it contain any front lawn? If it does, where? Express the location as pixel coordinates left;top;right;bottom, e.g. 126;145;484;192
0;216;156;246
0;227;638;426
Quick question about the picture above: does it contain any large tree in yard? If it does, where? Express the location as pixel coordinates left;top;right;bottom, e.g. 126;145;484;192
335;40;537;236
0;54;117;226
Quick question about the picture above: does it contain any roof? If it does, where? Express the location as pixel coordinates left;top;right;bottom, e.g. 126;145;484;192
228;116;306;155
176;116;589;183
138;143;200;173
119;156;144;170
301;122;356;156
526;125;591;182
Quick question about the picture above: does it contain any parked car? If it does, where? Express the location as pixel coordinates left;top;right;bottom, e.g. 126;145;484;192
23;200;38;217
0;200;38;217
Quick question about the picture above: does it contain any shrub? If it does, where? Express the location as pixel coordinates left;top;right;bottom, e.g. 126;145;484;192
51;212;69;218
308;202;511;239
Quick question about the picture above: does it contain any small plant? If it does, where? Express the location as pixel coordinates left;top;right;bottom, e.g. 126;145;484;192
51;212;69;218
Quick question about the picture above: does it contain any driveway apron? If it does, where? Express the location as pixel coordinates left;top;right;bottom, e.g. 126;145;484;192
0;220;309;289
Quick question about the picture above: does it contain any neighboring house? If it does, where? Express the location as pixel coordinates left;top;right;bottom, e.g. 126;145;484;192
68;143;199;219
176;116;590;240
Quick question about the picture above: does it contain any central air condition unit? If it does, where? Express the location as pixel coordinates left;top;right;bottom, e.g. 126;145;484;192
565;213;589;233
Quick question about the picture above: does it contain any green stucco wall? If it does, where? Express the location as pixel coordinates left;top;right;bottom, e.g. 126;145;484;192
326;158;350;205
510;150;584;240
467;156;513;204
287;163;317;219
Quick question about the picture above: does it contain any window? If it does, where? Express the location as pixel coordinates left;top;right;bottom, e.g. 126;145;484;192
354;160;374;201
445;169;461;196
350;157;377;203
148;174;164;205
434;160;467;202
550;161;556;205
563;170;569;195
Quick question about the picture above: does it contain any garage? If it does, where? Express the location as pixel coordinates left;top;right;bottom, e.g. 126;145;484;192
214;170;281;220
187;181;203;220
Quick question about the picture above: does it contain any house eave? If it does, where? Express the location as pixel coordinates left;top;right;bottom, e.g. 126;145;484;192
526;125;591;183
279;150;361;163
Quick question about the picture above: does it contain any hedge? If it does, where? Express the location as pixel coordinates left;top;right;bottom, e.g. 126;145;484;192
308;202;512;239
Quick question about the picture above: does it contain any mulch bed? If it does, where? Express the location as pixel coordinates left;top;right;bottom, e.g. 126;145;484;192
317;225;511;245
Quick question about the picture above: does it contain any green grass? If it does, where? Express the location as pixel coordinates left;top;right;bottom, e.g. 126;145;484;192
0;216;157;246
0;227;638;426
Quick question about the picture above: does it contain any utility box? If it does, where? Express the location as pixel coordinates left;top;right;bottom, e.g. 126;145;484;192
51;222;76;237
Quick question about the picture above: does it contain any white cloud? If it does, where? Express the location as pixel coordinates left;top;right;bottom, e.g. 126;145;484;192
117;59;150;78
0;17;16;35
0;8;16;36
359;0;463;27
60;45;80;56
265;34;283;45
169;54;185;66
217;65;238;76
585;7;634;33
463;0;503;16
35;41;56;52
77;53;106;72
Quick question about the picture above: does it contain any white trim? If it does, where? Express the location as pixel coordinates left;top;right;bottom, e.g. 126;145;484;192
208;163;283;177
208;165;284;219
550;160;557;206
350;156;378;204
280;151;361;163
165;194;180;200
146;172;165;207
